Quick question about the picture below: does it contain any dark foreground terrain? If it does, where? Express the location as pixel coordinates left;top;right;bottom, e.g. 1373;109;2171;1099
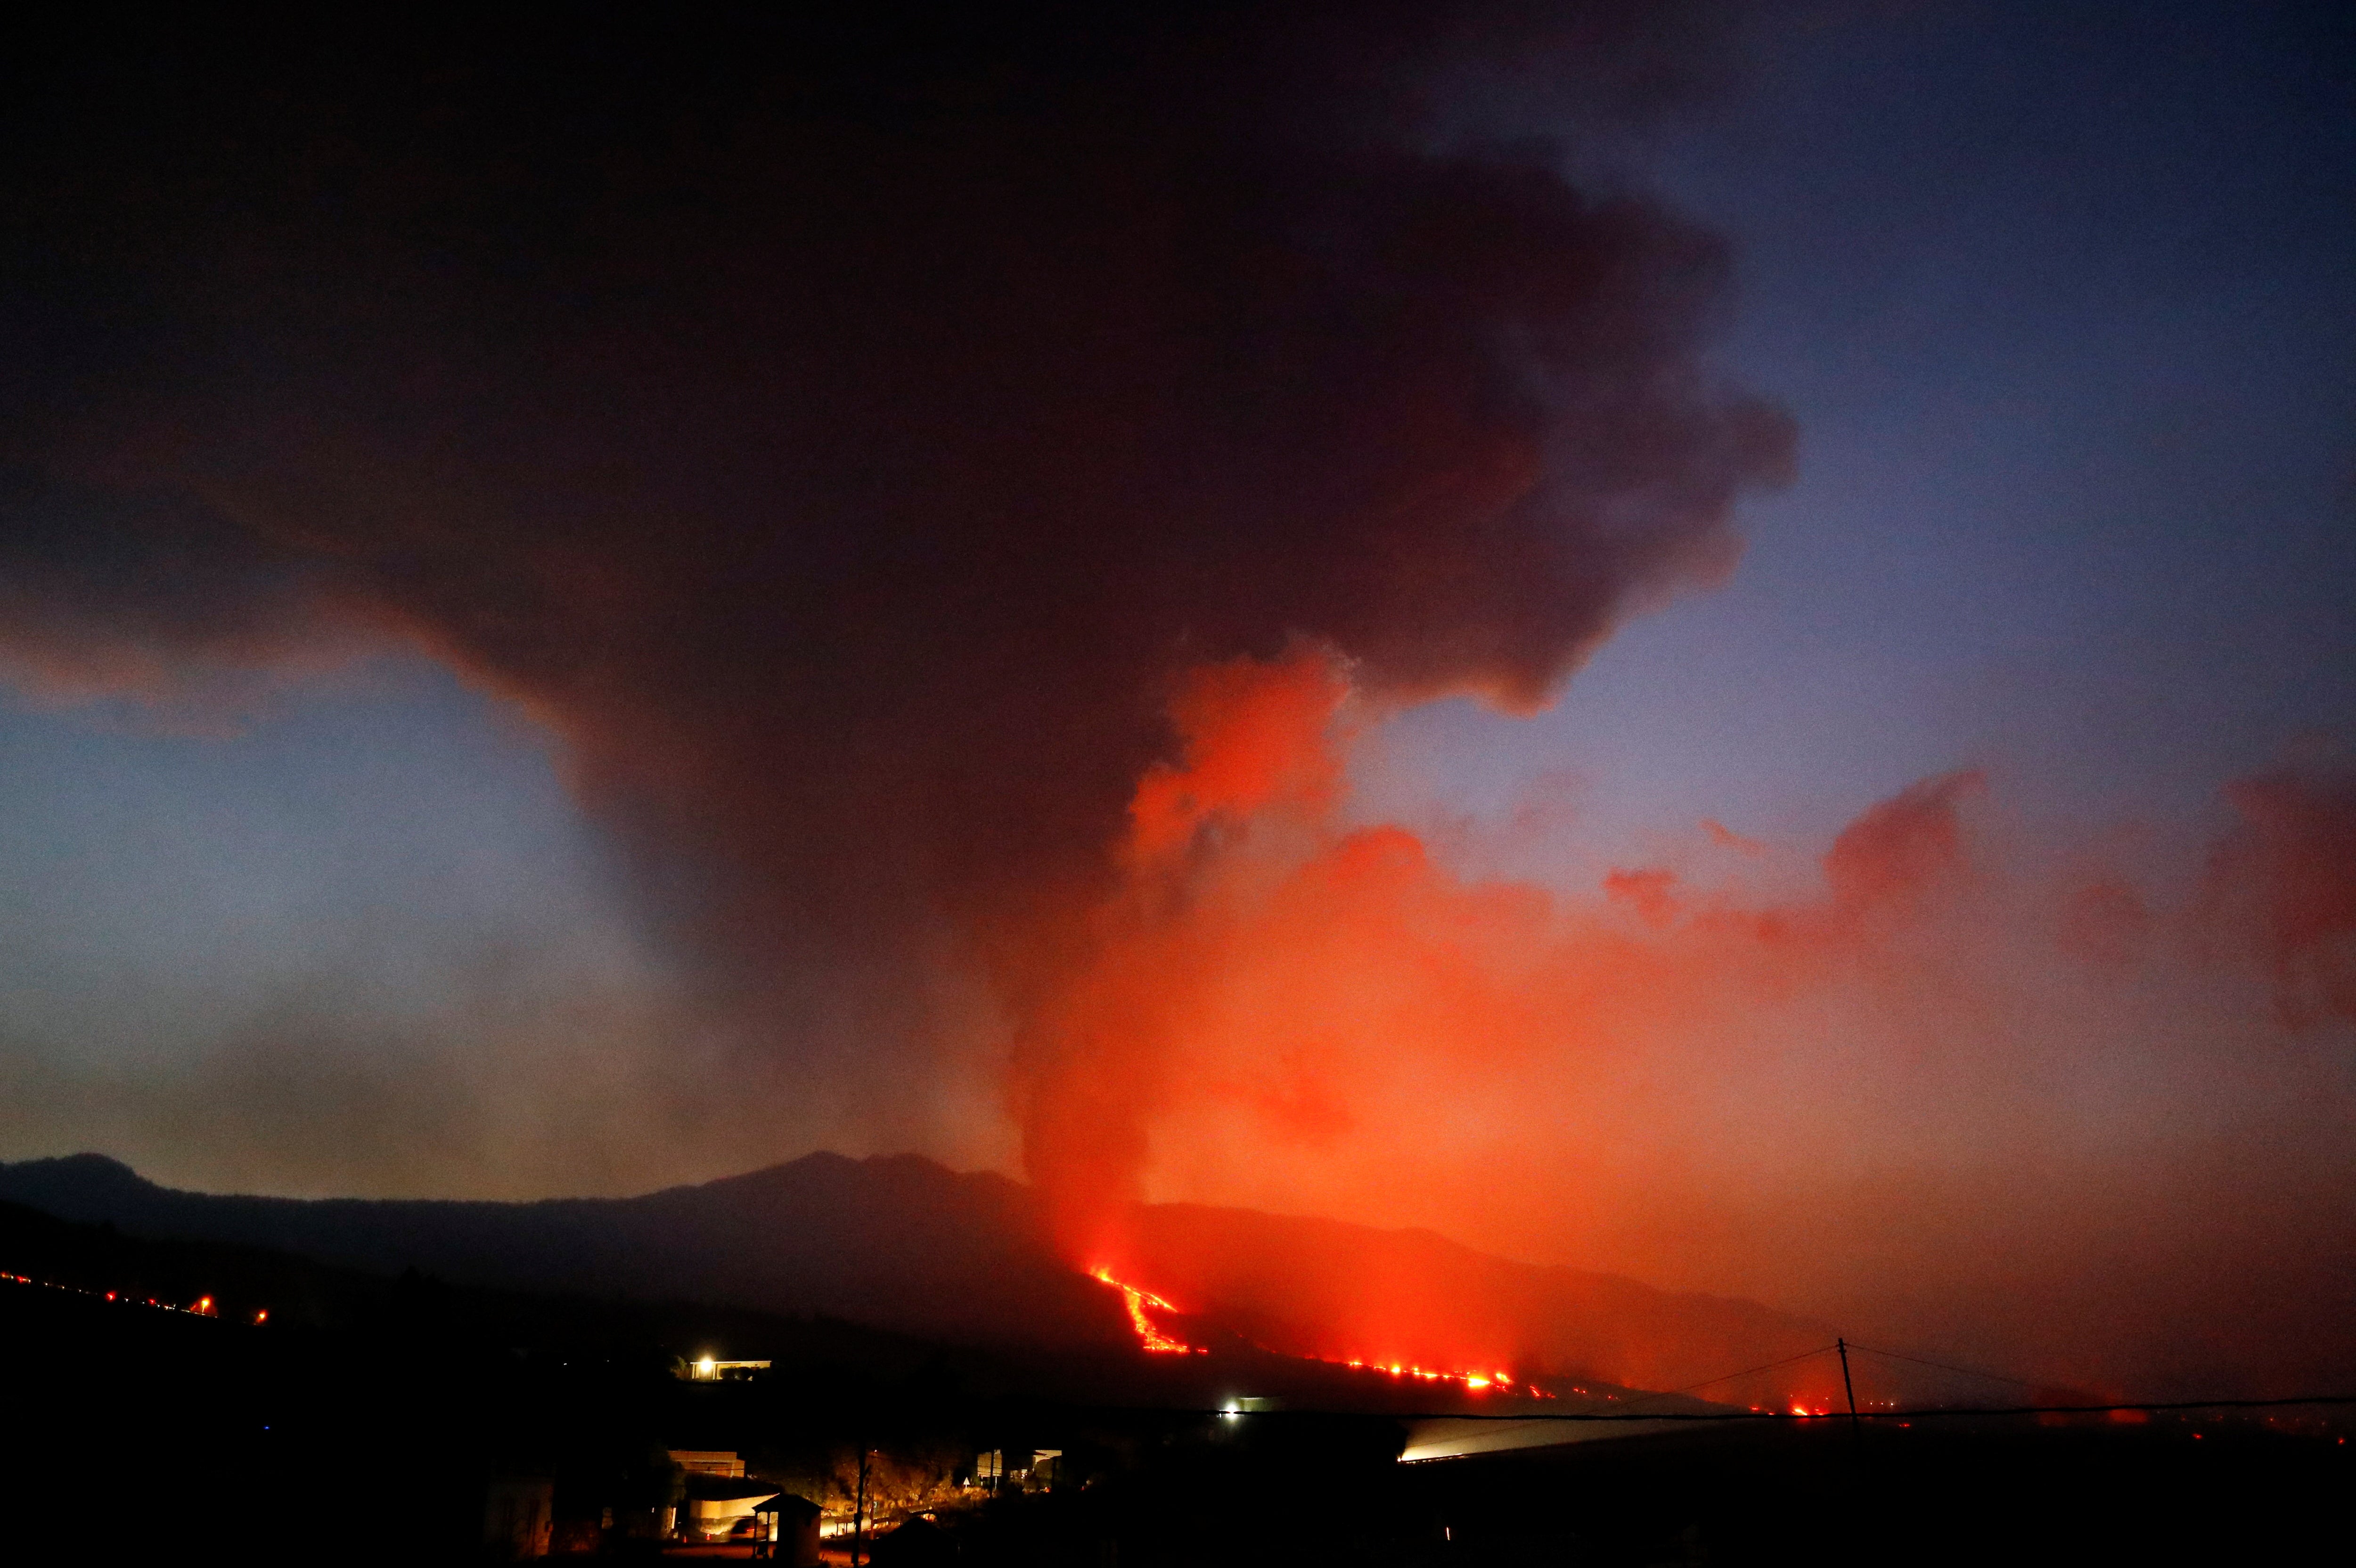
1410;1416;2350;1564
2;1198;2346;1565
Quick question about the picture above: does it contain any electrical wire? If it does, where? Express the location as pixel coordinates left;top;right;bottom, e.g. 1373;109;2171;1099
1842;1340;2053;1391
1306;1391;2356;1429
1613;1343;1841;1411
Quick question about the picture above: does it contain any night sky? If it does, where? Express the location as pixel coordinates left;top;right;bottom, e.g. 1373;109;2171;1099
2;3;2350;1396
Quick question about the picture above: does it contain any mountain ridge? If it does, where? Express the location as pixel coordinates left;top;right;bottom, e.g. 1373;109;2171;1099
0;1150;1834;1395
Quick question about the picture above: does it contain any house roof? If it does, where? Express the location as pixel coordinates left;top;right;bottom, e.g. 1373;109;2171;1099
682;1473;783;1503
753;1492;822;1520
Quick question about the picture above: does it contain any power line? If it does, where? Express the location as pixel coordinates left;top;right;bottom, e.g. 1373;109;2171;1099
1841;1340;2050;1392
1854;1395;2356;1419
1253;1392;2356;1426
1613;1343;1840;1411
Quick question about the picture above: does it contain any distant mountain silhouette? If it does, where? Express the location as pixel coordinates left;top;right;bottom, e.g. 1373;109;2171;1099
0;1152;1838;1397
0;1151;1126;1352
0;1191;1018;1383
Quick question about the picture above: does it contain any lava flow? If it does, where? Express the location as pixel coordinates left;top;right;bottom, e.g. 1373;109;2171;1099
1090;1268;1204;1355
1329;1356;1550;1398
1090;1267;1549;1393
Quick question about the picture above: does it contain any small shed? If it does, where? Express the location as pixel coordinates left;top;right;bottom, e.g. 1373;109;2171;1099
752;1491;824;1564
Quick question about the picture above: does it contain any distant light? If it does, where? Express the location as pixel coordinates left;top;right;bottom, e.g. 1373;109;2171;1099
696;1356;717;1378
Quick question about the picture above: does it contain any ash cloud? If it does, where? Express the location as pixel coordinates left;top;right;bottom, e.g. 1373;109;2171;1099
0;9;1786;1092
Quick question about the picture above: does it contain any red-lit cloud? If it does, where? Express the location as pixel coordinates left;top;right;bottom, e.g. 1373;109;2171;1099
1023;650;2356;1396
2204;766;2356;1028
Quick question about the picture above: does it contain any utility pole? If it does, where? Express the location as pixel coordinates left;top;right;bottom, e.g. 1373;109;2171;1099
1836;1338;1863;1454
852;1446;871;1568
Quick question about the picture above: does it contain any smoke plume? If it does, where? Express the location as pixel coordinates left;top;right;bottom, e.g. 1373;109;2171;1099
0;8;1785;1122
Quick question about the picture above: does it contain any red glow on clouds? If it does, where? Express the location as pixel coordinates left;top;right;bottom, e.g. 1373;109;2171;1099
1125;655;1352;868
1017;649;2356;1400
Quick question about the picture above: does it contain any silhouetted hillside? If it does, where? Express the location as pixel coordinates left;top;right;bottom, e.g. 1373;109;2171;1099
0;1193;1029;1383
0;1151;1842;1399
8;1189;2341;1568
0;1150;1129;1353
1121;1203;1839;1399
0;1198;1054;1564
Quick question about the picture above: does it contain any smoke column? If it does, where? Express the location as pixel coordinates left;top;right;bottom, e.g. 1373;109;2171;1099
0;5;1785;1129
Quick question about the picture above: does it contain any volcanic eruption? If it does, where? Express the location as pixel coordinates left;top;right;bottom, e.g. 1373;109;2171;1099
2;2;2352;1404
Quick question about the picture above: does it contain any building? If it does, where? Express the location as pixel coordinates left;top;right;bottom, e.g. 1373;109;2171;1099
970;1448;1063;1491
681;1472;785;1542
665;1451;794;1544
752;1492;824;1564
679;1355;773;1381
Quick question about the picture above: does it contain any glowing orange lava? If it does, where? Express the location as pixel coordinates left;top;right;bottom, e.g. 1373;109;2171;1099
1090;1267;1204;1354
1333;1355;1549;1397
1088;1267;1549;1393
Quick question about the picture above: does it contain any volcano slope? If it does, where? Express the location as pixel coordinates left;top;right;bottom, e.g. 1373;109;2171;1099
0;1151;1828;1397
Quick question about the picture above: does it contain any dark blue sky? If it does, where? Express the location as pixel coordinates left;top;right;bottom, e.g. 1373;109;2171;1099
1376;0;2354;882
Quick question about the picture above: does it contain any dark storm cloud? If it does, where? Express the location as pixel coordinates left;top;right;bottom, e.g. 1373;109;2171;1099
0;5;1788;1032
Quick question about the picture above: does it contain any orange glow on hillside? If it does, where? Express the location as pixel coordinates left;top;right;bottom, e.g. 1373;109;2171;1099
1330;1354;1546;1396
1090;1263;1545;1392
1090;1267;1203;1354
